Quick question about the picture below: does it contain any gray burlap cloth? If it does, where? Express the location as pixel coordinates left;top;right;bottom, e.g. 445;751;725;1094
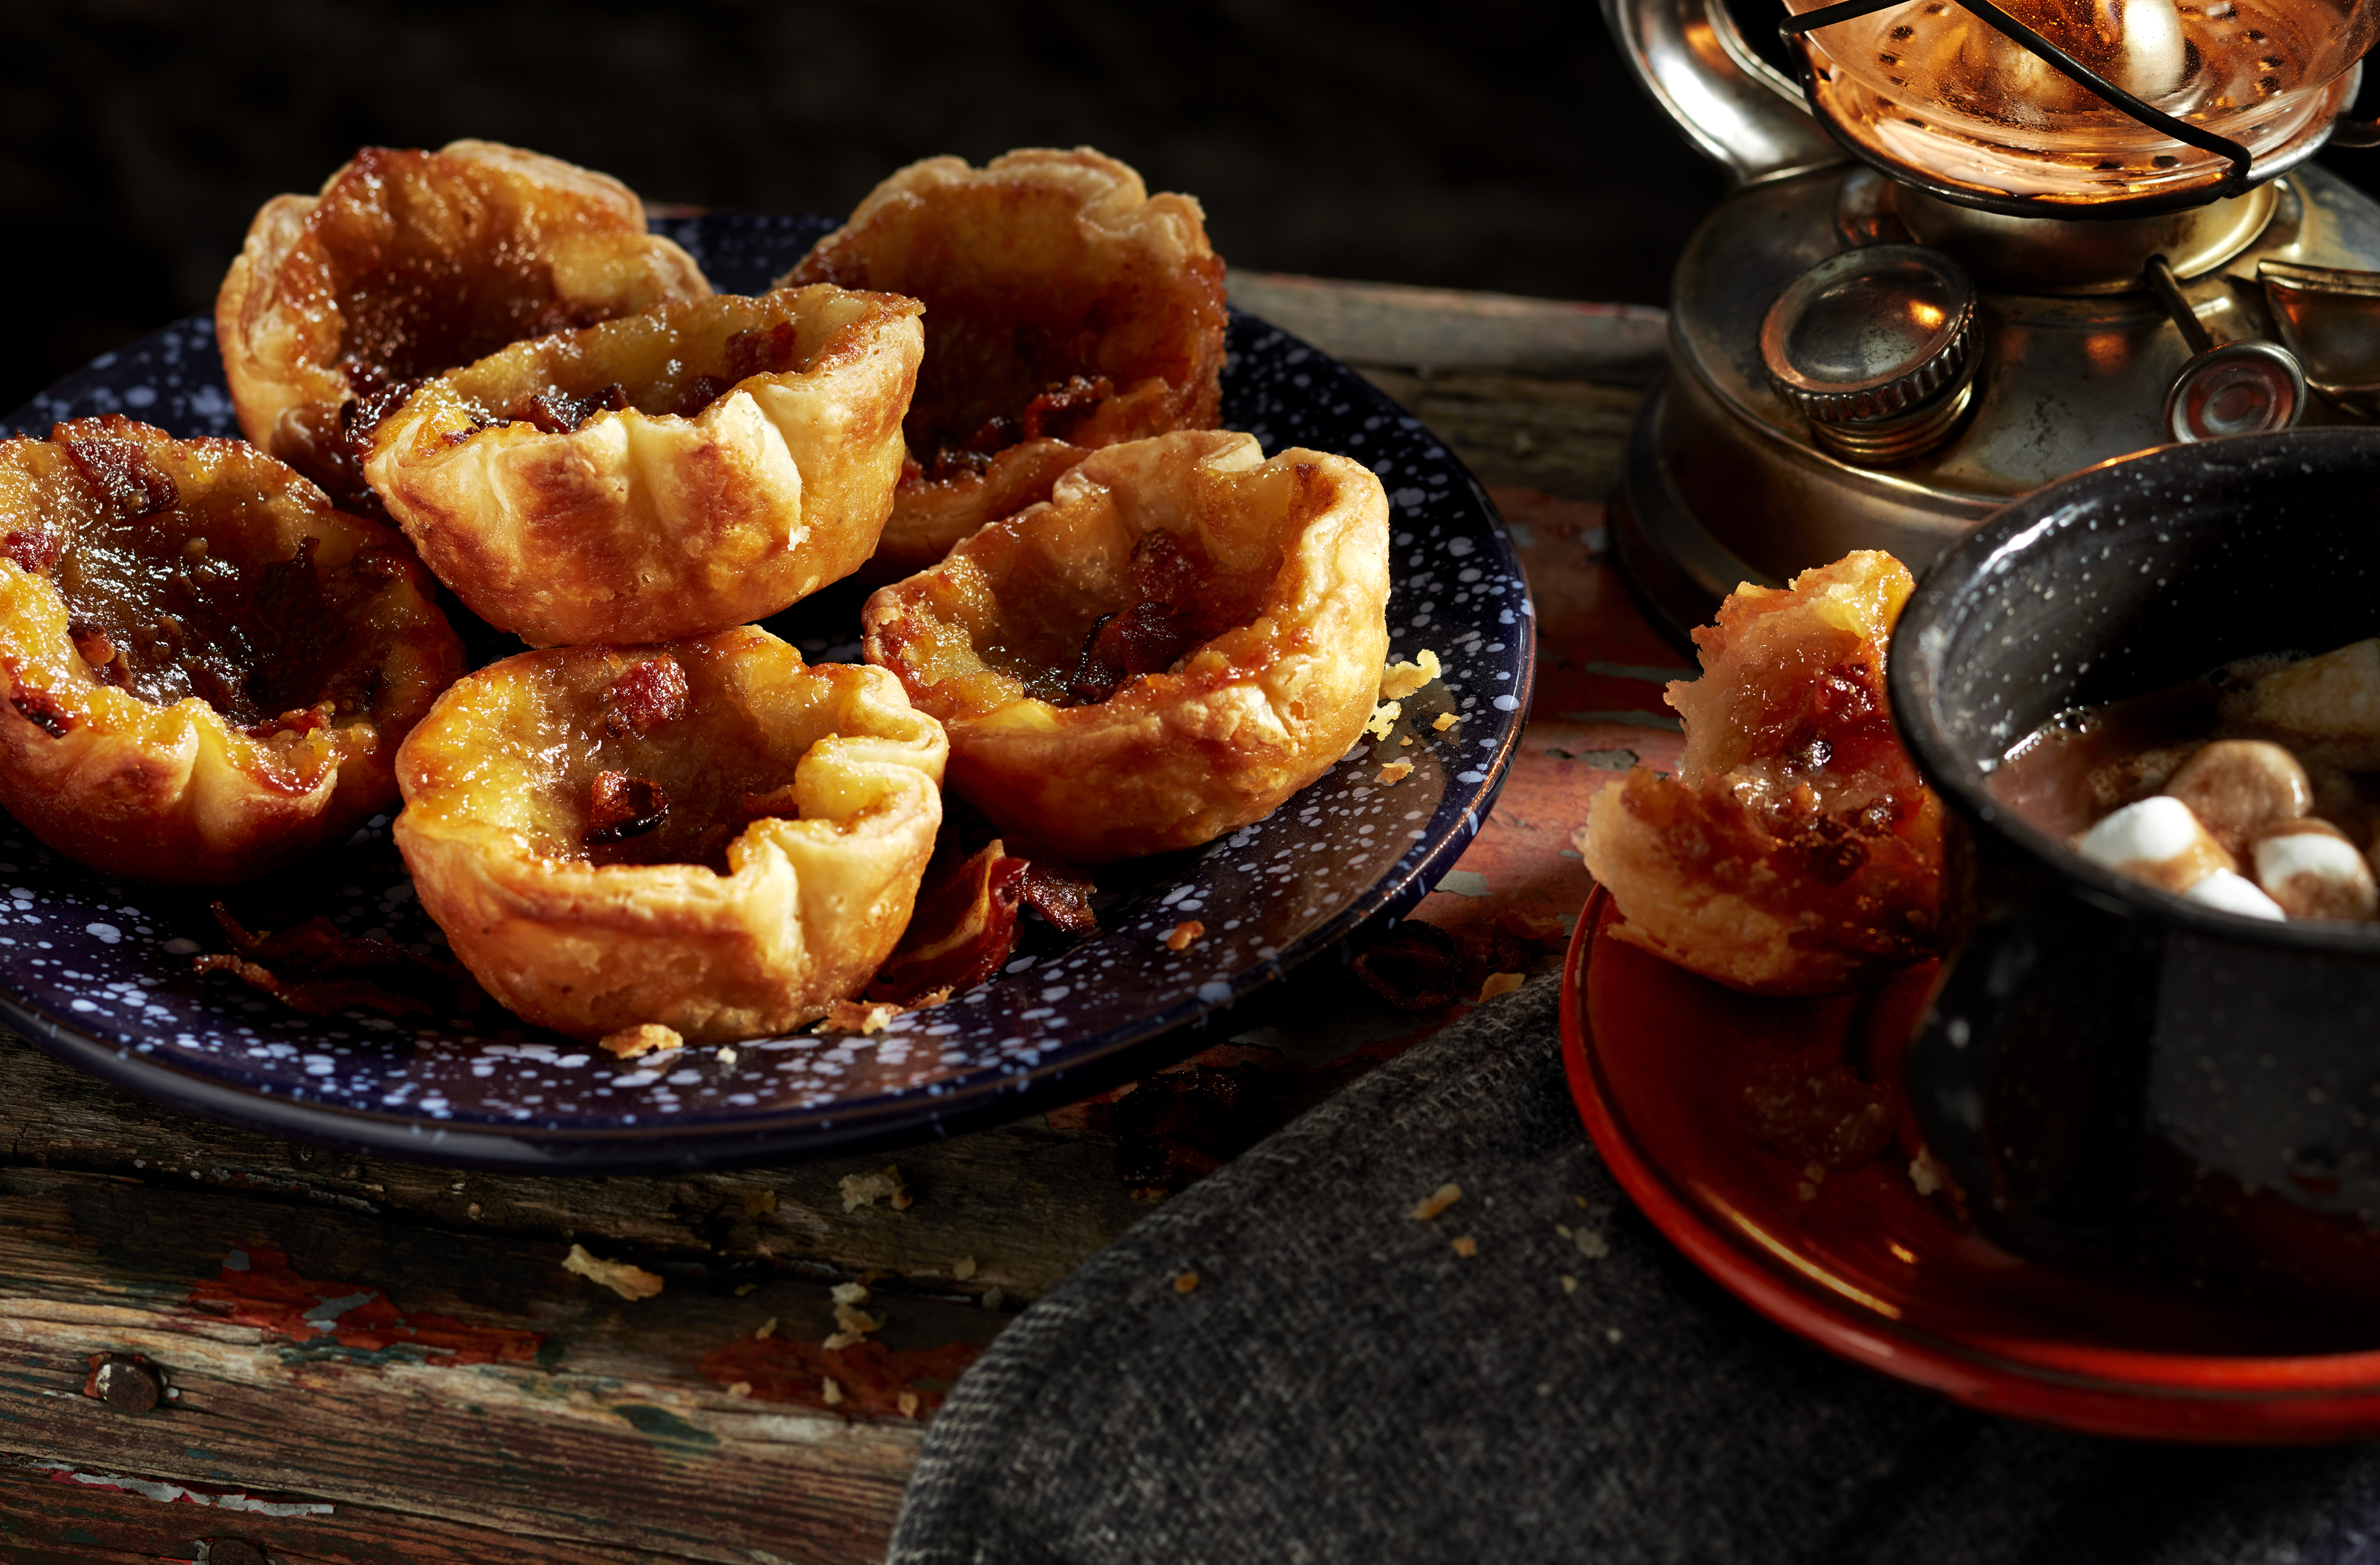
890;975;2380;1564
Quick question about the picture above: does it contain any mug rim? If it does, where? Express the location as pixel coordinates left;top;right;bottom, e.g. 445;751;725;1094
1889;426;2380;958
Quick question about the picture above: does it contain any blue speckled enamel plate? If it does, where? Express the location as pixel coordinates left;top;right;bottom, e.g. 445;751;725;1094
0;214;1531;1172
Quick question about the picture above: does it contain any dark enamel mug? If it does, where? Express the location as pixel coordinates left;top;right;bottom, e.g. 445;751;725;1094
1891;428;2380;1313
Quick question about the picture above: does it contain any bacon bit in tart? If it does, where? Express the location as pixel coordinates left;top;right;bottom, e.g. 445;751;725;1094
8;685;73;738
1380;649;1441;700
1018;858;1098;935
1164;920;1205;951
866;841;1027;1004
1050;530;1222;709
604;655;689;737
599;1022;685;1060
587;771;669;846
1377;760;1415;785
562;1243;664;1302
193;901;485;1018
245;703;333;740
1410;1181;1463;1221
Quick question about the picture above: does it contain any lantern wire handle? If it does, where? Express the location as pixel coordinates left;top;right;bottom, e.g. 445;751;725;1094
1779;0;2258;195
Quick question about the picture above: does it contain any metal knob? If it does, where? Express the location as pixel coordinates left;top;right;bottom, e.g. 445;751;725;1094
2146;254;2304;443
1761;244;1980;464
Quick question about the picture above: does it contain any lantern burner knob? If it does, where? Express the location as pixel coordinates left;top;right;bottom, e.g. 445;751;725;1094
1760;243;1979;463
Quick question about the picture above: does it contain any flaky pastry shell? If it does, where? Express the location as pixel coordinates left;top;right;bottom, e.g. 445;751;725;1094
782;147;1228;578
1576;551;1943;994
0;417;464;883
364;286;925;647
393;628;947;1044
862;430;1388;863
216;140;712;506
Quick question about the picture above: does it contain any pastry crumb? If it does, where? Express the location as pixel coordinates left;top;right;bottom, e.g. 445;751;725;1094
1378;760;1415;784
898;1390;922;1418
756;1316;779;1339
831;1281;870;1305
1909;1148;1947;1197
1560;1275;1579;1295
1409;1181;1463;1221
839;1166;911;1212
821;1377;844;1407
1451;1236;1478;1258
715;1044;739;1067
1164;920;1205;951
562;1243;664;1302
1476;971;1523;1002
1364;698;1403;740
743;1188;779;1216
818;999;900;1035
598;1022;683;1060
1380;649;1442;700
1606;1327;1625;1344
1574;1229;1609;1260
953;1256;978;1281
1433;712;1459;732
1173;1270;1200;1295
734;1282;758;1297
726;1380;753;1398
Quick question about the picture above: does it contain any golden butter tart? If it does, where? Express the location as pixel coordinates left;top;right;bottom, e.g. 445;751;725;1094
393;628;948;1044
782;147;1228;578
861;430;1389;863
0;417;464;884
215;140;712;507
364;285;925;647
1577;551;1944;995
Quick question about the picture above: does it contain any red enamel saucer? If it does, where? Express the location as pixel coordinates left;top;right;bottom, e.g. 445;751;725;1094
1560;886;2380;1442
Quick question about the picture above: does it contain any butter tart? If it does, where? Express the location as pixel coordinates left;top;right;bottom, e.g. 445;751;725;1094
861;430;1388;862
362;286;925;647
216;140;712;506
0;416;464;884
1576;550;1944;995
393;628;948;1044
782;147;1228;578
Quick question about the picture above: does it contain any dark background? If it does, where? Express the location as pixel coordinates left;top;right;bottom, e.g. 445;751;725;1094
11;0;2380;417
0;0;1725;416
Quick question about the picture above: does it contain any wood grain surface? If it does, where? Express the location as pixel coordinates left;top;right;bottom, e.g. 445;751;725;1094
0;277;1675;1563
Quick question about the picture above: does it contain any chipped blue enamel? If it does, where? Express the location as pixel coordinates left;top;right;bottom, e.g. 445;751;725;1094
0;214;1533;1170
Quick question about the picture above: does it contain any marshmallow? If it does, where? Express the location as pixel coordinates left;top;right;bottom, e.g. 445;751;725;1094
2181;868;2288;921
2074;795;2236;892
2251;819;2379;920
2249;641;2380;764
2160;739;2311;855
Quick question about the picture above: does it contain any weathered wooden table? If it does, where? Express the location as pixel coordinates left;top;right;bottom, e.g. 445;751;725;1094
0;276;1689;1564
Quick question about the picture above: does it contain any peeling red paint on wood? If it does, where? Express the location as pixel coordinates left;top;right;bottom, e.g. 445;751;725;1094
187;1246;541;1363
701;1335;982;1418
